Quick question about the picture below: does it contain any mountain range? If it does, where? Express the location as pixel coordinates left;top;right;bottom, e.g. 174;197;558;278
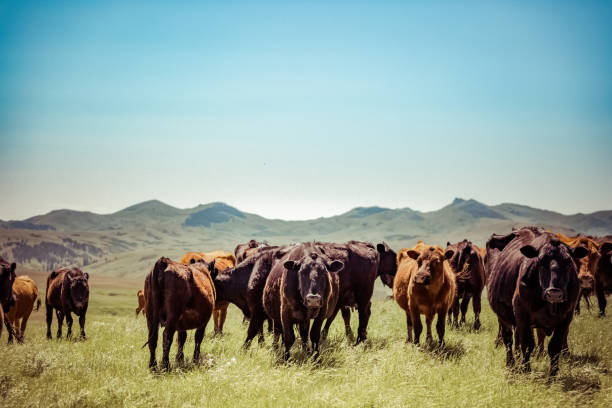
2;198;611;278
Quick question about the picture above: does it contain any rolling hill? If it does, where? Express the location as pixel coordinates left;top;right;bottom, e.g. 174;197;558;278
1;198;611;278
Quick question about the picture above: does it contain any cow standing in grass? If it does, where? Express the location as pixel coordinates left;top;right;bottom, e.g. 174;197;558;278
445;240;486;330
136;289;146;317
6;276;40;343
0;257;16;339
487;227;587;375
394;242;455;345
596;241;612;316
263;242;343;360
144;257;215;370
46;267;90;340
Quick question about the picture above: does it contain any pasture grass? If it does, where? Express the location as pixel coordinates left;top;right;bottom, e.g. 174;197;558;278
0;287;610;407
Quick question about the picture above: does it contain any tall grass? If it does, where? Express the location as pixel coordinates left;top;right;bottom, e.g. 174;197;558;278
0;287;610;407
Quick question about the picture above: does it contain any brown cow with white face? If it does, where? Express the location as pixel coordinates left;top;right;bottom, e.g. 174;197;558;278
394;242;455;345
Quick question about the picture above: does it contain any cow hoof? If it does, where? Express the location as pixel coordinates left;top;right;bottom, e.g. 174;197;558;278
473;321;481;331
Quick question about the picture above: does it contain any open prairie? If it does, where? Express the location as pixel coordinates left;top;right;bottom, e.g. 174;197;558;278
1;276;610;408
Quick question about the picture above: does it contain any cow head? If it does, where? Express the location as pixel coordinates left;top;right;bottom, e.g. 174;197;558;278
520;239;587;304
0;259;16;306
67;270;89;309
284;253;343;309
377;242;397;288
447;240;481;283
407;246;453;286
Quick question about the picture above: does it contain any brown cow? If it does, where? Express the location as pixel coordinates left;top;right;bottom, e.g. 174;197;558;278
136;289;146;317
317;241;397;343
6;276;40;343
0;257;17;338
554;234;600;314
234;240;276;263
181;250;237;334
144;257;215;370
446;240;486;330
46;267;90;339
393;242;455;344
487;227;587;375
595;241;612;316
263;243;343;360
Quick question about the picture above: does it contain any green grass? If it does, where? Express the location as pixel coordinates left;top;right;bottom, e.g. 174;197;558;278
0;287;611;408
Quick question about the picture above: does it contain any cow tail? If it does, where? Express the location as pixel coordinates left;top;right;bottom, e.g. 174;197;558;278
35;297;41;311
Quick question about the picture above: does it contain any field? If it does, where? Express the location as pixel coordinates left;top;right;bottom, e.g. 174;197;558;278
0;275;611;408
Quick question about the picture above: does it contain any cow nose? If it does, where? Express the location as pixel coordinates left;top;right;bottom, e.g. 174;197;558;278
544;288;565;303
415;274;431;285
305;294;322;307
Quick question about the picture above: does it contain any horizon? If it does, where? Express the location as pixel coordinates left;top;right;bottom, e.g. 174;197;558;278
4;196;611;222
1;1;611;221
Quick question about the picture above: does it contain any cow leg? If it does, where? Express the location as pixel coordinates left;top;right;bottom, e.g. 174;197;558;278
217;305;228;334
412;310;423;345
78;307;87;339
341;307;354;341
425;313;434;344
175;330;187;364
321;304;340;340
596;281;606;317
534;328;546;356
193;327;205;363
575;289;582;315
281;318;296;361
65;312;73;339
549;318;572;376
500;322;514;367
516;321;535;372
244;313;266;348
405;312;413;343
146;317;159;369
56;310;64;339
459;295;471;326
267;318;273;333
19;317;29;343
135;307;141;317
213;308;220;335
298;321;310;351
162;323;177;371
472;291;482;330
6;317;14;344
584;293;591;311
46;305;53;339
272;319;282;348
436;310;447;345
355;300;371;344
451;297;460;328
494;318;503;348
310;316;325;359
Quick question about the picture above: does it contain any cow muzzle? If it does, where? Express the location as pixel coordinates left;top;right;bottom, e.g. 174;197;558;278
305;294;322;308
414;273;431;285
543;288;565;303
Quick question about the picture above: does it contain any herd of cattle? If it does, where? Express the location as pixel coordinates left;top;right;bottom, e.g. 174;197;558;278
1;227;611;377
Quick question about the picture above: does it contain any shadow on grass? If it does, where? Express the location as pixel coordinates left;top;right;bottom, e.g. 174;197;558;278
419;340;466;362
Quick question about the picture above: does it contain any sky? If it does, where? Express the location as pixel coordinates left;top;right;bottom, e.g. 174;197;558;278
1;0;611;221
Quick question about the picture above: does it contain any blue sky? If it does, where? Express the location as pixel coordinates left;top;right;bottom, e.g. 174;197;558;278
1;0;611;220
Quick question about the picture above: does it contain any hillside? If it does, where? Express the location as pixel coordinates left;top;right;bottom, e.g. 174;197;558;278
1;198;611;278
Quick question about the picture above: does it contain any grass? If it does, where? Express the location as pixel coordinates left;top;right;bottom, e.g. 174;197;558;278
0;284;611;408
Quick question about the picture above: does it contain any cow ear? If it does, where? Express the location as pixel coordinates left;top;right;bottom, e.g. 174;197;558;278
284;261;298;271
447;242;451;247
10;263;16;273
376;243;386;254
600;242;612;255
208;260;217;278
328;260;344;273
444;249;454;260
520;245;539;258
572;246;588;260
407;250;420;260
84;273;89;280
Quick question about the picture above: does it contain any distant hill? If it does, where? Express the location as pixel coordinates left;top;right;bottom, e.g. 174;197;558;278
1;198;611;277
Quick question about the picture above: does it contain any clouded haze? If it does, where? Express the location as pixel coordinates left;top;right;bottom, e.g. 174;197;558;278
1;0;611;220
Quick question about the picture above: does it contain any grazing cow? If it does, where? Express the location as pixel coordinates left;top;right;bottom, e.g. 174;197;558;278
144;257;215;370
234;240;275;263
181;250;237;334
263;243;343;359
446;240;486;330
136;289;146;317
212;245;290;346
554;234;600;314
317;241;397;343
0;257;16;338
6;276;40;343
393;242;455;344
595;241;612;316
46;267;90;340
486;227;587;375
